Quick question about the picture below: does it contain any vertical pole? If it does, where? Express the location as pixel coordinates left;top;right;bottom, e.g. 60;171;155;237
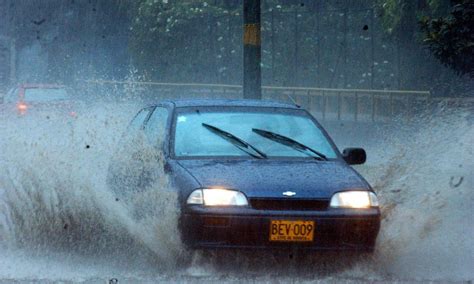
243;0;262;99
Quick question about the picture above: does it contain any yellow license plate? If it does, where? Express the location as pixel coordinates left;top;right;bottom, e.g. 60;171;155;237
269;220;315;242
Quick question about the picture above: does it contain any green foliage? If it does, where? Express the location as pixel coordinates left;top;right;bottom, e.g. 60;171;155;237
127;0;471;91
420;1;474;77
128;1;240;82
376;0;450;37
377;0;404;35
377;0;473;77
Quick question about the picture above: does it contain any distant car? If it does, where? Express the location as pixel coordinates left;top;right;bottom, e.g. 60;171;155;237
1;84;78;118
107;99;380;252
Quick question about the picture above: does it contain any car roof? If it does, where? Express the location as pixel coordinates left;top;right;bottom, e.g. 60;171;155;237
159;99;300;109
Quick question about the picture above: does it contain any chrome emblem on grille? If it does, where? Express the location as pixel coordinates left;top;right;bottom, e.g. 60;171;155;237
282;191;296;197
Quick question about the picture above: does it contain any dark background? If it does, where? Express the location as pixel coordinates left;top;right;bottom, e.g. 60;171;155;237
0;0;472;97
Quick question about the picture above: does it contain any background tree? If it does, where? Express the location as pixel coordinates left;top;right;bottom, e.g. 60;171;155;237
377;0;473;78
128;1;241;83
2;0;471;96
419;0;474;78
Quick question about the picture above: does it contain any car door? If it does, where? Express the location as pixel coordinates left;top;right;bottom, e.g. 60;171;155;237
138;106;169;188
107;106;154;197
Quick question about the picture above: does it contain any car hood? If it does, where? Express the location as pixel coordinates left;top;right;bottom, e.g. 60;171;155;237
176;159;370;199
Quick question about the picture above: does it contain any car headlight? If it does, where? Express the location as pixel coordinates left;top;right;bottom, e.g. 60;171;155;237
186;188;248;206
330;191;379;208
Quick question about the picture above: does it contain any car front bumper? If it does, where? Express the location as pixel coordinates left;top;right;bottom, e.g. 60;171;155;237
180;206;381;251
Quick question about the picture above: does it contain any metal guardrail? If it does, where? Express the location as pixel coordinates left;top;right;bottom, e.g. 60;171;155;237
82;80;438;122
262;86;432;122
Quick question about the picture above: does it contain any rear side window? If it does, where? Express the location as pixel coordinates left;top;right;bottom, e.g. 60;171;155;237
144;107;168;147
128;107;153;132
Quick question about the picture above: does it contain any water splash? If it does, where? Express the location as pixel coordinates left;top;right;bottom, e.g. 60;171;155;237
0;101;472;282
355;106;474;281
0;102;183;273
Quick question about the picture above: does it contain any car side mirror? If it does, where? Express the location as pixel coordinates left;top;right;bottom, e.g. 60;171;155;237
342;148;366;165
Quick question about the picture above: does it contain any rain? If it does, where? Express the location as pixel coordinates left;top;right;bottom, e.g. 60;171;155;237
0;0;473;283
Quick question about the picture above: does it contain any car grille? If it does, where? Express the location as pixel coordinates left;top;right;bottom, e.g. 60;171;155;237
249;198;329;211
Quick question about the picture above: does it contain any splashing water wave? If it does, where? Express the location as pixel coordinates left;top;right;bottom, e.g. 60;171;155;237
0;101;472;282
0;103;183;278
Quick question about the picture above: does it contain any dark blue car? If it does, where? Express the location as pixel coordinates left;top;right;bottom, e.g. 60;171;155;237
107;99;380;252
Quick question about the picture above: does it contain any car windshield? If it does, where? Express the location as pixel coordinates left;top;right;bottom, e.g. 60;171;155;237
174;109;338;159
23;88;69;102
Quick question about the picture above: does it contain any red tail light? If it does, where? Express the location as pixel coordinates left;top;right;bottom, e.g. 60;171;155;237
17;102;28;115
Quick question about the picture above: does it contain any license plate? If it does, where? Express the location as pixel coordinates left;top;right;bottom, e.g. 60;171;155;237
269;220;315;242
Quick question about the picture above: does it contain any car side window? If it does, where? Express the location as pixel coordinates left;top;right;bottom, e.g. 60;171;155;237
144;106;168;147
128;107;153;132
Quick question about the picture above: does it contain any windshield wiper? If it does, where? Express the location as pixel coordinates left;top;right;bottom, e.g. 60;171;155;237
252;128;328;161
202;123;267;159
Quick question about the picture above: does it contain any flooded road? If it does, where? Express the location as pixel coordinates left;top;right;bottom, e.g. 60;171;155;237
0;101;472;283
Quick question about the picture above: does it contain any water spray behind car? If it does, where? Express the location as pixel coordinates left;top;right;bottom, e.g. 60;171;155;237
0;101;184;269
